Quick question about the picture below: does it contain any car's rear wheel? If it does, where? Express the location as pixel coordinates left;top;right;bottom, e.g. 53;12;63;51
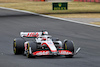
26;41;37;58
63;40;74;58
13;38;25;55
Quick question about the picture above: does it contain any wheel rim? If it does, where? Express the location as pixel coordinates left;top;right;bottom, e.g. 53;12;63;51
13;41;16;54
26;44;30;58
64;43;67;50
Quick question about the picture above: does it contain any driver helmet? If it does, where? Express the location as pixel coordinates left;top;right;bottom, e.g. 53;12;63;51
42;30;48;35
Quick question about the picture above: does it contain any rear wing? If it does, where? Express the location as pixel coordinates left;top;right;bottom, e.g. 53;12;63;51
20;31;48;38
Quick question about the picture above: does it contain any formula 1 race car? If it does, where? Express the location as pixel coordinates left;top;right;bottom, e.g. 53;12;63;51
13;30;80;58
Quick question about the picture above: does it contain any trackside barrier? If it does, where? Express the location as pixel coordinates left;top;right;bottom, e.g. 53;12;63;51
33;0;45;1
87;0;90;2
84;0;87;2
74;0;100;2
95;0;100;2
80;0;83;2
91;0;95;2
41;0;45;1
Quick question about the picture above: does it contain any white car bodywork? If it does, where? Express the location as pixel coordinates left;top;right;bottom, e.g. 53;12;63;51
20;31;80;56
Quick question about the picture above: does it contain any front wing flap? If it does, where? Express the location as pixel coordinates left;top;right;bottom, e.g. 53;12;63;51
32;50;73;56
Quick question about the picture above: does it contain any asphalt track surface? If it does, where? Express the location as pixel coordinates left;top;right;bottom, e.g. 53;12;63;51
0;8;100;67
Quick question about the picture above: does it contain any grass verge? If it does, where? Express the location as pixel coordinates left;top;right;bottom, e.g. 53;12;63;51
0;0;28;3
90;22;100;25
0;1;100;18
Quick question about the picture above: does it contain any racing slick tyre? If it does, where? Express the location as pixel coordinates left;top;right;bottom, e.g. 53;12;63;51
63;40;74;58
13;38;25;55
26;41;37;58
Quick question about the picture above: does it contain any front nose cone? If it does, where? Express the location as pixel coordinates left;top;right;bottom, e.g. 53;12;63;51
52;52;58;55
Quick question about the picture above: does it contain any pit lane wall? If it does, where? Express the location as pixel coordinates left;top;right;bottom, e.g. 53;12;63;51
74;0;100;3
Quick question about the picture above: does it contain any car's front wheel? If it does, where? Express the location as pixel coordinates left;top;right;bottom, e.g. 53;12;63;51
26;41;37;58
63;40;74;58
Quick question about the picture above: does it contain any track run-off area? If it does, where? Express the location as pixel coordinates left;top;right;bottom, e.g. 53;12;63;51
0;8;100;67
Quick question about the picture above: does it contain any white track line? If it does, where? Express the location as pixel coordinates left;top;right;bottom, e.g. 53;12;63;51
0;7;100;28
